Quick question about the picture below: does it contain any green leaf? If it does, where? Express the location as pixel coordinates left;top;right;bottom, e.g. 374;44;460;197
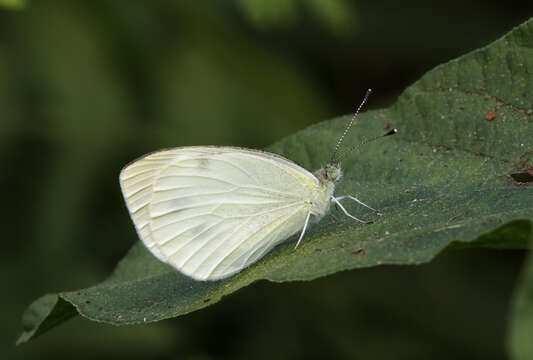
16;294;77;345
18;18;533;344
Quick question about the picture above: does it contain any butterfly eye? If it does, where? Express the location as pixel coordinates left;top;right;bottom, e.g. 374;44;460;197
325;163;342;182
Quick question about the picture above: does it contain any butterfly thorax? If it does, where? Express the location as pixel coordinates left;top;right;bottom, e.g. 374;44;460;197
311;162;342;220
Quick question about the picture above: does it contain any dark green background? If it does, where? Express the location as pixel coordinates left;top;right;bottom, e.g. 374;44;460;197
2;1;531;359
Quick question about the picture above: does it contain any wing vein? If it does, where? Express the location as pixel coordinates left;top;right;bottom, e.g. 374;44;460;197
156;174;239;188
151;198;296;218
165;219;225;259
150;211;222;231
213;207;304;275
149;201;303;232
150;188;239;205
188;156;258;183
198;204;305;277
187;217;254;275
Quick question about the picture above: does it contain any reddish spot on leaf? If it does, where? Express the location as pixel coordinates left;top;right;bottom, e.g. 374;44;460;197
486;111;496;121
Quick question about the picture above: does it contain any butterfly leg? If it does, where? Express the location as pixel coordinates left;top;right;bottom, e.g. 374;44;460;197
334;195;382;216
294;212;312;250
330;196;372;224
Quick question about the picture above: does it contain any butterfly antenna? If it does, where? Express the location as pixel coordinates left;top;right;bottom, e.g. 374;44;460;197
337;128;397;161
330;88;373;163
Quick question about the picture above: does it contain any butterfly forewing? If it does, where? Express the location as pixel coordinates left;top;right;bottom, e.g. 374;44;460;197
120;147;320;280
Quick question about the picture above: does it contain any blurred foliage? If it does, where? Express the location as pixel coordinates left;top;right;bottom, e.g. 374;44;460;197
236;0;354;34
0;0;25;10
509;253;533;359
1;0;532;359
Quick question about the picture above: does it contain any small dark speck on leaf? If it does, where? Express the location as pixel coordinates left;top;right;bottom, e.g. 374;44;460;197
509;169;533;185
353;248;366;255
203;298;211;303
509;161;533;185
486;111;496;121
86;300;90;304
315;248;322;252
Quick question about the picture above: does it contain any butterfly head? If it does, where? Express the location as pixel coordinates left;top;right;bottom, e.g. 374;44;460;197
315;162;343;185
325;162;343;183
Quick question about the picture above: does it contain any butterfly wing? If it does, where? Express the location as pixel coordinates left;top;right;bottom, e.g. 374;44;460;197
120;147;320;280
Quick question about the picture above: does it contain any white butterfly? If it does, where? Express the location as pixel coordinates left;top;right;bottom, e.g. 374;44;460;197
120;90;397;280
